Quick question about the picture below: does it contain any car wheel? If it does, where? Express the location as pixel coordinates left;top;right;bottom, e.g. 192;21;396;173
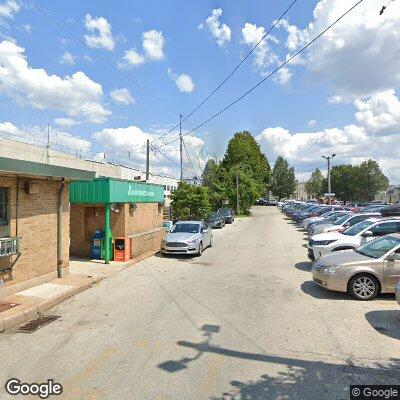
348;274;380;300
197;242;203;256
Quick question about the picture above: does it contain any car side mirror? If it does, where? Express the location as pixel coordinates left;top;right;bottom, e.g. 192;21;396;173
362;230;373;237
387;253;400;262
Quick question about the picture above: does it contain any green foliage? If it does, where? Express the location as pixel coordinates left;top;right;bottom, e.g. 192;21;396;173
317;160;389;203
329;164;358;202
356;160;389;201
305;168;324;199
201;160;229;209
216;131;271;213
171;182;211;220
270;156;296;200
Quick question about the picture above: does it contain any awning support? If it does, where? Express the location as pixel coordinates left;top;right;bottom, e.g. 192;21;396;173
104;203;111;264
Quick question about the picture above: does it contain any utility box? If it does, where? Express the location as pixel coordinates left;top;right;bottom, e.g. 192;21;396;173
90;229;103;260
114;237;131;262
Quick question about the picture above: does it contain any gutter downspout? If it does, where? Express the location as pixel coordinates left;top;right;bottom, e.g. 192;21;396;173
57;178;65;278
104;203;111;264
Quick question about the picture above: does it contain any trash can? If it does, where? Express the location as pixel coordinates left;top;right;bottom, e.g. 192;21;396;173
114;237;131;262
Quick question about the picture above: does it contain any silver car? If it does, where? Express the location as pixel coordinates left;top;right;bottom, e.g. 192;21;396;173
312;234;400;300
161;221;213;256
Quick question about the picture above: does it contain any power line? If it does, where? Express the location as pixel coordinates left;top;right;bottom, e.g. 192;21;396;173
153;147;193;175
182;137;198;177
150;0;299;146
29;0;181;117
155;0;365;149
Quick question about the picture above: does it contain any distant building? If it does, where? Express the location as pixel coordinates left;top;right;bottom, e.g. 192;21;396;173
375;185;400;203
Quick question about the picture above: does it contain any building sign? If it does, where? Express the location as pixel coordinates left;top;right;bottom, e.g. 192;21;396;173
70;178;164;204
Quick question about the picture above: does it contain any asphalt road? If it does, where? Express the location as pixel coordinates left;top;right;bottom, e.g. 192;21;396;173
1;207;400;400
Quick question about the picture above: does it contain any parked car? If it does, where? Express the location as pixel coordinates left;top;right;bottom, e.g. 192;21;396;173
307;211;353;234
161;221;213;256
301;207;344;229
380;204;400;217
206;212;226;229
396;278;400;305
309;213;381;235
255;198;268;206
162;220;173;232
217;208;235;223
312;234;400;300
308;217;400;260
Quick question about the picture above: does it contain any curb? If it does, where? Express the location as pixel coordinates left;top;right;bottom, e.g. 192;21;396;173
0;276;104;333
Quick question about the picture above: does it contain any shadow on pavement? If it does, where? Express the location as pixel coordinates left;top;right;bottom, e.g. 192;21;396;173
365;310;400;340
157;324;400;399
294;262;312;272
300;281;350;300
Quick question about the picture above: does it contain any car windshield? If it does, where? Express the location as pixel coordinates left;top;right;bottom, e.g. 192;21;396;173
342;220;374;236
171;223;200;234
334;214;352;225
207;214;220;221
327;212;348;222
218;208;231;215
356;236;400;259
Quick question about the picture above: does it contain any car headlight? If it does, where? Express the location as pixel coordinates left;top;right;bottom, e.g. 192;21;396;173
324;265;341;274
313;240;337;246
187;238;198;244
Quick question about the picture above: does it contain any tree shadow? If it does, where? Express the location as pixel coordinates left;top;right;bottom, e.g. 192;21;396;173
294;262;312;272
365;310;400;340
157;324;400;399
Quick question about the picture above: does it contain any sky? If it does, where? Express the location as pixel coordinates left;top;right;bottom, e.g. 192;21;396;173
0;0;399;183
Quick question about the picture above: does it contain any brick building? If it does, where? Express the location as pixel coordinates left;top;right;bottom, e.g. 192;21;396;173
0;157;94;293
69;178;165;263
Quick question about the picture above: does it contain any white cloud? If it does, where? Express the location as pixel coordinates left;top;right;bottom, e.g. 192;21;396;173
167;69;194;93
278;0;400;99
241;23;279;68
142;30;164;60
0;0;19;19
121;29;165;67
122;49;145;67
307;119;317;127
84;14;115;51
59;51;75;66
92;125;205;176
0;121;91;153
354;89;400;134
0;40;111;123
54;117;79;128
110;88;135;105
199;8;231;47
256;90;400;183
274;67;293;85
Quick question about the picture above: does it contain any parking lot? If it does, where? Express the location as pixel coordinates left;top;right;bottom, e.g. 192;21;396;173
1;207;400;399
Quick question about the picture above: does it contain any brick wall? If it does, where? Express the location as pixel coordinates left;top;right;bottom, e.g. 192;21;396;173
0;176;70;289
70;202;165;259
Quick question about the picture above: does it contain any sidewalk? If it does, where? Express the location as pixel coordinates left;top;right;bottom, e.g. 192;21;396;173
0;254;152;333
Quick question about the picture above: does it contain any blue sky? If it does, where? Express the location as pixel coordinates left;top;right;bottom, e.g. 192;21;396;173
0;0;400;182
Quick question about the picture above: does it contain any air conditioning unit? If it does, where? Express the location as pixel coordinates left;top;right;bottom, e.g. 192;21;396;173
0;237;20;258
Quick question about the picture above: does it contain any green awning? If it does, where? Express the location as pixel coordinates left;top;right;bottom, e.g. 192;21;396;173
70;178;164;204
0;157;95;181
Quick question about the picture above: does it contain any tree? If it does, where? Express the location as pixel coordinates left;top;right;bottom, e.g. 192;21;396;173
171;182;211;220
270;156;296;200
221;131;270;195
217;131;271;213
305;168;324;199
355;160;389;201
201;160;228;209
329;164;358;203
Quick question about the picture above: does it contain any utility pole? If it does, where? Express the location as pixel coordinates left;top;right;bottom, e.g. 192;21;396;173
46;123;50;165
146;139;150;181
179;114;183;182
322;154;336;204
236;171;240;215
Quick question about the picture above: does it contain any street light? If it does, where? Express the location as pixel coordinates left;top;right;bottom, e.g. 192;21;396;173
322;154;336;204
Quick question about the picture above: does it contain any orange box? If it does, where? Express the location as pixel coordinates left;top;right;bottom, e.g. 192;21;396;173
113;237;131;262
